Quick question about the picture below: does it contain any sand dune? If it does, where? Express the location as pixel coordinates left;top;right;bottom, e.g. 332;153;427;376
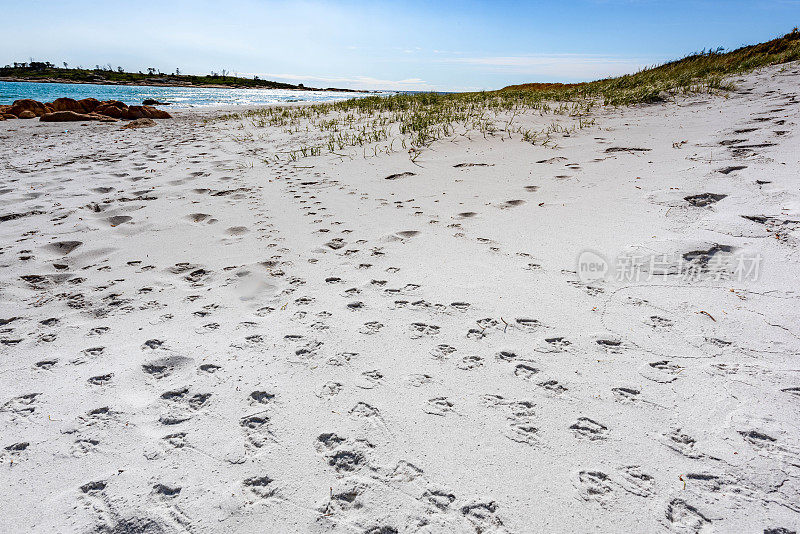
1;63;799;533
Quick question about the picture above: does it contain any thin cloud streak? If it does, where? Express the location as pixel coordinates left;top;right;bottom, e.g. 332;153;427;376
258;53;662;91
257;73;442;91
441;54;660;80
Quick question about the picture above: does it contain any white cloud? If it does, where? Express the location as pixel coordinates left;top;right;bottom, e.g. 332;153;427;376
249;50;662;91
441;53;658;80
254;73;442;91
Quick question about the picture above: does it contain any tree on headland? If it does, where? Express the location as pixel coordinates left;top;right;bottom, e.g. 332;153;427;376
26;61;53;71
63;62;68;69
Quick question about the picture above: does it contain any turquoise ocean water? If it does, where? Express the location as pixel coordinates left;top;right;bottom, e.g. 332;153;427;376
0;80;378;108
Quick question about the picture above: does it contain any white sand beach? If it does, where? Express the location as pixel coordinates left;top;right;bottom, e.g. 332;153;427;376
1;63;799;533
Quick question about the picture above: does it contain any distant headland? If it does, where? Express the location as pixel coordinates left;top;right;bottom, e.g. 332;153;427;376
0;61;366;92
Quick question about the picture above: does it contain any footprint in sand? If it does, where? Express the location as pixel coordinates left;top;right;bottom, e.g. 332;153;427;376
226;226;249;236
684;193;727;207
396;230;420;239
106;215;132;226
44;240;82;255
186;213;218;224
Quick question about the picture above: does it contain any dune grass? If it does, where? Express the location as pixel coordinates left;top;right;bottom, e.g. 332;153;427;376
568;26;800;105
226;28;799;162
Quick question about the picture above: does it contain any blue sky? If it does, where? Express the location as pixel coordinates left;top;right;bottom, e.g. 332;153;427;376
2;0;798;91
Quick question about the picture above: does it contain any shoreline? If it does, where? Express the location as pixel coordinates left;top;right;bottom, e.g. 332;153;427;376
0;76;371;93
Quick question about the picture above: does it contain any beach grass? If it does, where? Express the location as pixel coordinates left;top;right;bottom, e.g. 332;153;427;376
225;28;800;161
569;26;800;105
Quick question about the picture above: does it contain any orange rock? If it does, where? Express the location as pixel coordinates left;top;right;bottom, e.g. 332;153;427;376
5;98;171;122
50;97;100;114
125;105;149;119
9;99;53;117
77;98;101;113
143;105;171;119
40;111;100;122
94;101;129;119
100;100;126;107
122;105;170;120
50;97;81;112
88;113;118;122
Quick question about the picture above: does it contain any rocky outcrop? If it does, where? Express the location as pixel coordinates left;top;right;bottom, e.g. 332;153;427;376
128;105;171;119
94;101;129;119
0;98;171;121
50;97;101;114
8;99;53;117
0;105;16;120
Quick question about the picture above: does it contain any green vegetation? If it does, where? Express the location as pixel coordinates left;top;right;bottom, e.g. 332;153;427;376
562;26;800;105
0;62;346;91
224;28;800;163
224;88;596;163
